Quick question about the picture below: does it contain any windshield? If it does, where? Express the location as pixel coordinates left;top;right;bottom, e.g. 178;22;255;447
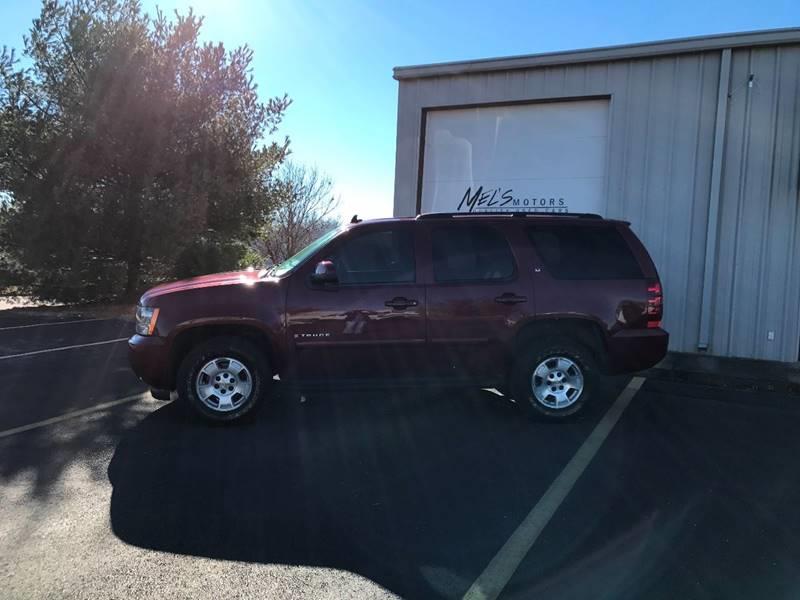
268;227;342;277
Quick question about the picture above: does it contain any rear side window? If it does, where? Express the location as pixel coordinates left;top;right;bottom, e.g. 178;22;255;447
332;229;415;285
528;225;643;279
432;225;515;282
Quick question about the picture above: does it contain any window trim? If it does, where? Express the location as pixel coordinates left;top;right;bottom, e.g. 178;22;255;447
430;224;518;285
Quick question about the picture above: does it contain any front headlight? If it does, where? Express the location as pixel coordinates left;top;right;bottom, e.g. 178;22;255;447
135;305;160;336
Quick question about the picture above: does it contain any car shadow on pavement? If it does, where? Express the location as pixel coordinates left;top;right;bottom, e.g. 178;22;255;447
108;381;625;599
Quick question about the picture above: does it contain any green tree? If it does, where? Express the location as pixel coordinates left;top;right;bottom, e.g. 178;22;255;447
0;0;289;300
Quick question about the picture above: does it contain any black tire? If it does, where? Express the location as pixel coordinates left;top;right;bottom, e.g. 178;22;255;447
176;336;271;422
510;337;597;420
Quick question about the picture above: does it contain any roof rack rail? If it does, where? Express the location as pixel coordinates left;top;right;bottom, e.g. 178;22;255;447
415;212;604;220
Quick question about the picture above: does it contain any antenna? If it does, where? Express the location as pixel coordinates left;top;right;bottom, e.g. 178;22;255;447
350;214;361;224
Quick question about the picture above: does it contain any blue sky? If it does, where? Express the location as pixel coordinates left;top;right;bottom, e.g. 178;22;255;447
1;1;798;221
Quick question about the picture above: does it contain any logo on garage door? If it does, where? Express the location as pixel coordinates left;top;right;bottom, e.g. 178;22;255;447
457;186;568;213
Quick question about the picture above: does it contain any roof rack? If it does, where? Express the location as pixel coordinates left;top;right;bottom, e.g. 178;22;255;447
415;212;604;220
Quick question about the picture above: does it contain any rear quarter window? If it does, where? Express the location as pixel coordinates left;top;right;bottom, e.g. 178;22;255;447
528;225;643;279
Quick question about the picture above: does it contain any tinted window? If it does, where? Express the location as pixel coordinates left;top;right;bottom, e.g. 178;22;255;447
331;229;415;285
432;226;515;282
528;225;643;279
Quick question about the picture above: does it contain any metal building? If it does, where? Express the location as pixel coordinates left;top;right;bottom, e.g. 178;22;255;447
392;28;800;362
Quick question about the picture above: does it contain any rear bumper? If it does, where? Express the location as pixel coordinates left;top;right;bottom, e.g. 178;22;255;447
128;334;172;389
605;328;669;374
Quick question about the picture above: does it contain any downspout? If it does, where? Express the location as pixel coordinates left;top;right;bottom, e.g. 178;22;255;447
697;48;732;351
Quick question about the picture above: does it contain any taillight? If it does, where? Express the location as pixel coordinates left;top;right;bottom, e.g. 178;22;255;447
646;280;663;329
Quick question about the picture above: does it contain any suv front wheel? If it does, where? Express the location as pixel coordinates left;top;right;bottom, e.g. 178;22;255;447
511;337;596;419
177;336;271;422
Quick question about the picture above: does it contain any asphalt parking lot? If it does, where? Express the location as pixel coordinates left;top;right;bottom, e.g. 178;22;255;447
2;313;800;599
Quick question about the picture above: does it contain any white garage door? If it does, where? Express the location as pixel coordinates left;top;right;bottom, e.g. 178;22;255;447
420;99;609;215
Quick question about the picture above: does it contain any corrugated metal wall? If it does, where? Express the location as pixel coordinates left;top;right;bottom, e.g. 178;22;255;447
711;45;800;361
393;45;800;362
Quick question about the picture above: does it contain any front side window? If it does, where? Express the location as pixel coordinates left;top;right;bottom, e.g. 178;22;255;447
331;229;415;285
432;225;515;282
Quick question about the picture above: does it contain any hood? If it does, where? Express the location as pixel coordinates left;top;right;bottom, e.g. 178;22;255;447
140;269;263;302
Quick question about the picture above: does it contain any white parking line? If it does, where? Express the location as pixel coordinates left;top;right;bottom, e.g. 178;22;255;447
463;376;645;600
0;337;129;361
0;317;116;332
0;392;147;439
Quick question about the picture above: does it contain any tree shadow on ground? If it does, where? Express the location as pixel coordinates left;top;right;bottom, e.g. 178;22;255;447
108;382;625;598
0;395;148;498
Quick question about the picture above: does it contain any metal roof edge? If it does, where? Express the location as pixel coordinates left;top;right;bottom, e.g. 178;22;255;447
393;27;800;80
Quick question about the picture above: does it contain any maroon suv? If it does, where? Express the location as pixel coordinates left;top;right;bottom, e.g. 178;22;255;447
128;212;667;421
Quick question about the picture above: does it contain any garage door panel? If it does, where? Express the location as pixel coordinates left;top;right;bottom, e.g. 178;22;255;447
421;99;610;214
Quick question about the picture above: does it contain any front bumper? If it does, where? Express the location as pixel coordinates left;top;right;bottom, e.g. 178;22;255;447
128;334;172;389
605;328;669;374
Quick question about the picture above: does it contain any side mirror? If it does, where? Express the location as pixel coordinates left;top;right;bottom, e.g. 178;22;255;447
310;260;337;285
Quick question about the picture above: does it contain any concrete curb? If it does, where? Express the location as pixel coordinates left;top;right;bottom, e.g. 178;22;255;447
642;352;800;396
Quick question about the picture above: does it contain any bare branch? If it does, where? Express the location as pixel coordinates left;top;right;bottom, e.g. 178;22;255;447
256;162;341;264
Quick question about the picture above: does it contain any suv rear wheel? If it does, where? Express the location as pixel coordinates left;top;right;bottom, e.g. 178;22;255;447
177;336;270;422
511;337;596;419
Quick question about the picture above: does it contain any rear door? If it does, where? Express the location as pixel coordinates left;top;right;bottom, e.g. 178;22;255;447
422;222;532;383
285;223;429;383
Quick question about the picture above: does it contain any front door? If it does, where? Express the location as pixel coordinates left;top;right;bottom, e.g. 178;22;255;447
423;222;531;383
286;224;427;384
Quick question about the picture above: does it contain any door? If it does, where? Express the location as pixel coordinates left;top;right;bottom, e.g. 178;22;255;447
419;99;609;215
286;225;427;383
424;223;530;382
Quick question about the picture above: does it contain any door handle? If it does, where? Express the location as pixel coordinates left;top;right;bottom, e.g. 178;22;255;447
495;293;527;305
385;297;418;310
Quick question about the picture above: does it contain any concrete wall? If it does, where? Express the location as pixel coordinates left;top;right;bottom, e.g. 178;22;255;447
393;43;800;361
